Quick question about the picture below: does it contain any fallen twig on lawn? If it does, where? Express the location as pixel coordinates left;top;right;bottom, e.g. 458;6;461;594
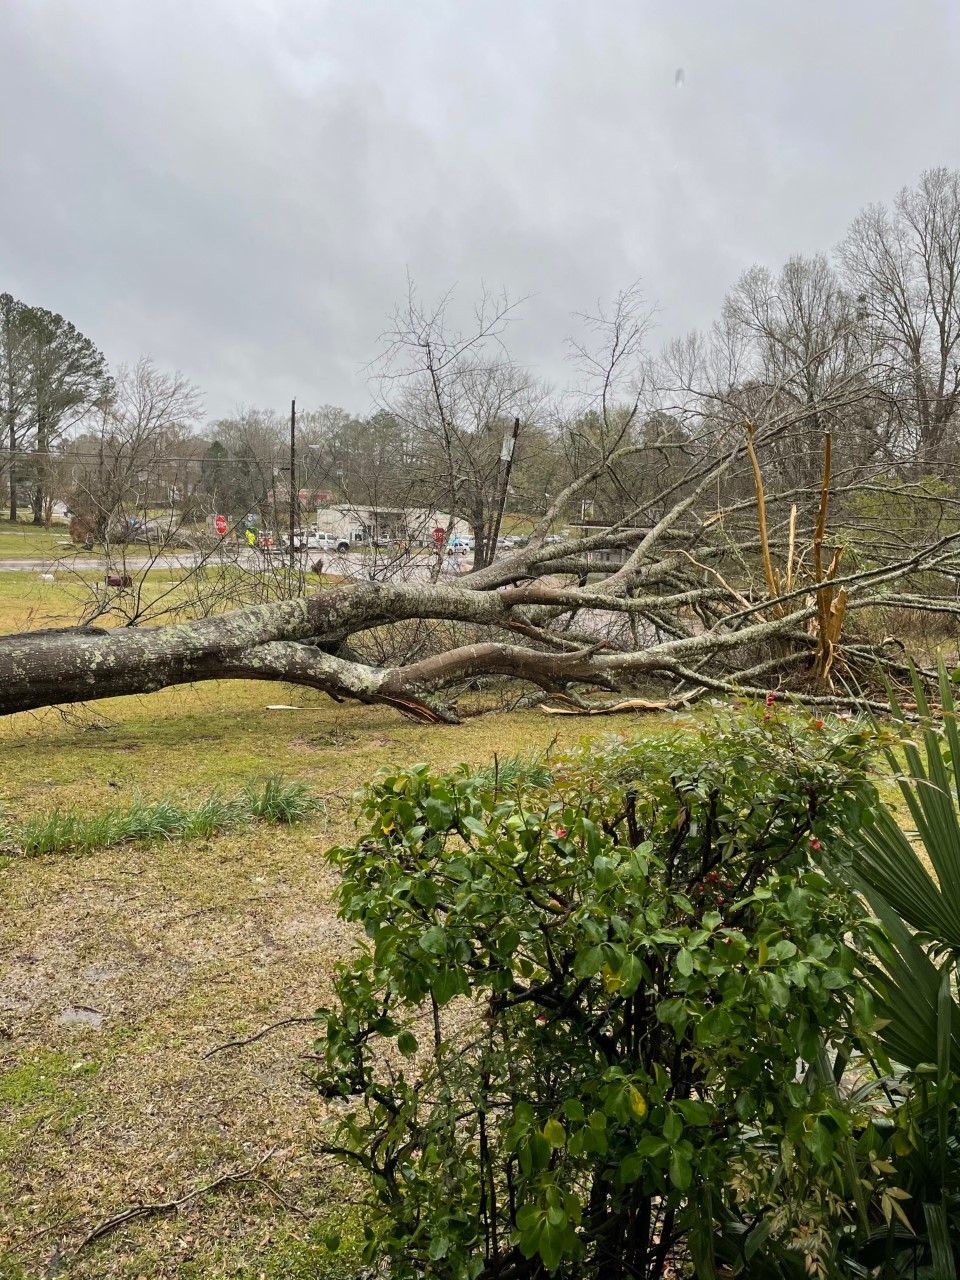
202;1015;318;1058
72;1148;277;1255
541;695;692;716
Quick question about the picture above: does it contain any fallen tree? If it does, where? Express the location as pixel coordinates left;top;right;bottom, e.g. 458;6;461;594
3;421;960;722
8;266;960;722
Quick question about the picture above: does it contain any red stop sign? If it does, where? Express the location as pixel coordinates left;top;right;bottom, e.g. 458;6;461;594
432;527;445;546
214;514;228;536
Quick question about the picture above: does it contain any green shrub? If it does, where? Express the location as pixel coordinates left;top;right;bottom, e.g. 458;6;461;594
314;706;883;1278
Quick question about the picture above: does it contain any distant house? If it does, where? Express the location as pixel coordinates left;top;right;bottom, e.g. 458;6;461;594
313;504;470;547
268;486;335;510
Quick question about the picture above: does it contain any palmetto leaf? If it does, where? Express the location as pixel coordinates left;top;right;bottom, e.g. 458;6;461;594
858;895;960;1072
924;1198;959;1280
853;661;960;1072
868;666;960;940
856;804;960;946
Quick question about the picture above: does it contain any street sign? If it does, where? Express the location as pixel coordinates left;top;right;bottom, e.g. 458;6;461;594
214;514;228;536
432;527;445;546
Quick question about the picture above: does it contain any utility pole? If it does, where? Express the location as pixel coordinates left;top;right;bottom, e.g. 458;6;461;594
487;416;520;567
288;398;297;571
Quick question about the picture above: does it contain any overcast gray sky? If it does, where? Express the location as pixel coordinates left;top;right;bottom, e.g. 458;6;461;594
2;0;958;419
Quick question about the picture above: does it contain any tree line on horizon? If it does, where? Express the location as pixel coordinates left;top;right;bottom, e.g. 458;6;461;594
4;166;960;567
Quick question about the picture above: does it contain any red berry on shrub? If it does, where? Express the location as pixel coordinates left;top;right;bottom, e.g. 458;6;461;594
809;837;822;850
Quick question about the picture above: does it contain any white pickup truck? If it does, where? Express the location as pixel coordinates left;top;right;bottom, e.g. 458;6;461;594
285;529;351;553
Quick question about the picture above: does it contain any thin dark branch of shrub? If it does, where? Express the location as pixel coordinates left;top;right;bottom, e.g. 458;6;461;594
202;1016;319;1059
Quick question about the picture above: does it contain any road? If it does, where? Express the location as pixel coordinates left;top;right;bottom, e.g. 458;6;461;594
0;554;201;573
0;548;449;581
0;548;627;641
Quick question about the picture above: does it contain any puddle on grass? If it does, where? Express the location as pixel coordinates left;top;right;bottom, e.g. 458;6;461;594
80;964;121;984
57;1006;105;1030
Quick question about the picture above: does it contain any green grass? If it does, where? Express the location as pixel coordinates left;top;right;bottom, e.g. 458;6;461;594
2;779;321;857
473;750;555;788
0;567;81;630
500;512;537;535
0;1050;98;1106
0;519;71;560
217;1217;364;1280
244;775;321;824
0;564;279;634
0;1051;103;1206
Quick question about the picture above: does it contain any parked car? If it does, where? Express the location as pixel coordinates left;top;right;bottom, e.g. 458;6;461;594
449;536;474;554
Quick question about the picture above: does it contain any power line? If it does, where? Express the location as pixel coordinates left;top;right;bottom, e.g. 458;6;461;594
0;448;319;468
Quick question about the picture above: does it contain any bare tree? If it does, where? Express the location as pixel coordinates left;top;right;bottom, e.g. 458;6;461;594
841;167;960;461
45;361;210;625
375;282;542;569
721;255;875;490
66;359;202;542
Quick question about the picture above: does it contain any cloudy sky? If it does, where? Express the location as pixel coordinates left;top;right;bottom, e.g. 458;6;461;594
2;0;959;419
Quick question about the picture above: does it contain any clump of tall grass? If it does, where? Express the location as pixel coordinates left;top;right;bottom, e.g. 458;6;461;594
243;775;319;823
472;751;554;790
1;777;322;857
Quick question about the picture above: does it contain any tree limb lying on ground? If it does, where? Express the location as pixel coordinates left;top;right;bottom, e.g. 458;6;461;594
9;243;960;722
2;422;957;721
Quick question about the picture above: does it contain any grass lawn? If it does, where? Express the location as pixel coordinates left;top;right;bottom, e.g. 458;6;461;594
0;520;72;562
0;573;660;1278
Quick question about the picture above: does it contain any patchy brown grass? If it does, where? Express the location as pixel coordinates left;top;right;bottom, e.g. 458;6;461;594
0;586;665;1279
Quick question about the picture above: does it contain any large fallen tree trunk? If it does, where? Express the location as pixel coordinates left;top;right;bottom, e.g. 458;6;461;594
0;553;949;723
0;583;509;721
19;267;960;725
0;577;784;722
4;416;960;722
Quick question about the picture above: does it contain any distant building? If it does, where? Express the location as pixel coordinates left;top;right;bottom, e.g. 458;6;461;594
268;486;335;509
313;504;470;547
568;520;651;568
